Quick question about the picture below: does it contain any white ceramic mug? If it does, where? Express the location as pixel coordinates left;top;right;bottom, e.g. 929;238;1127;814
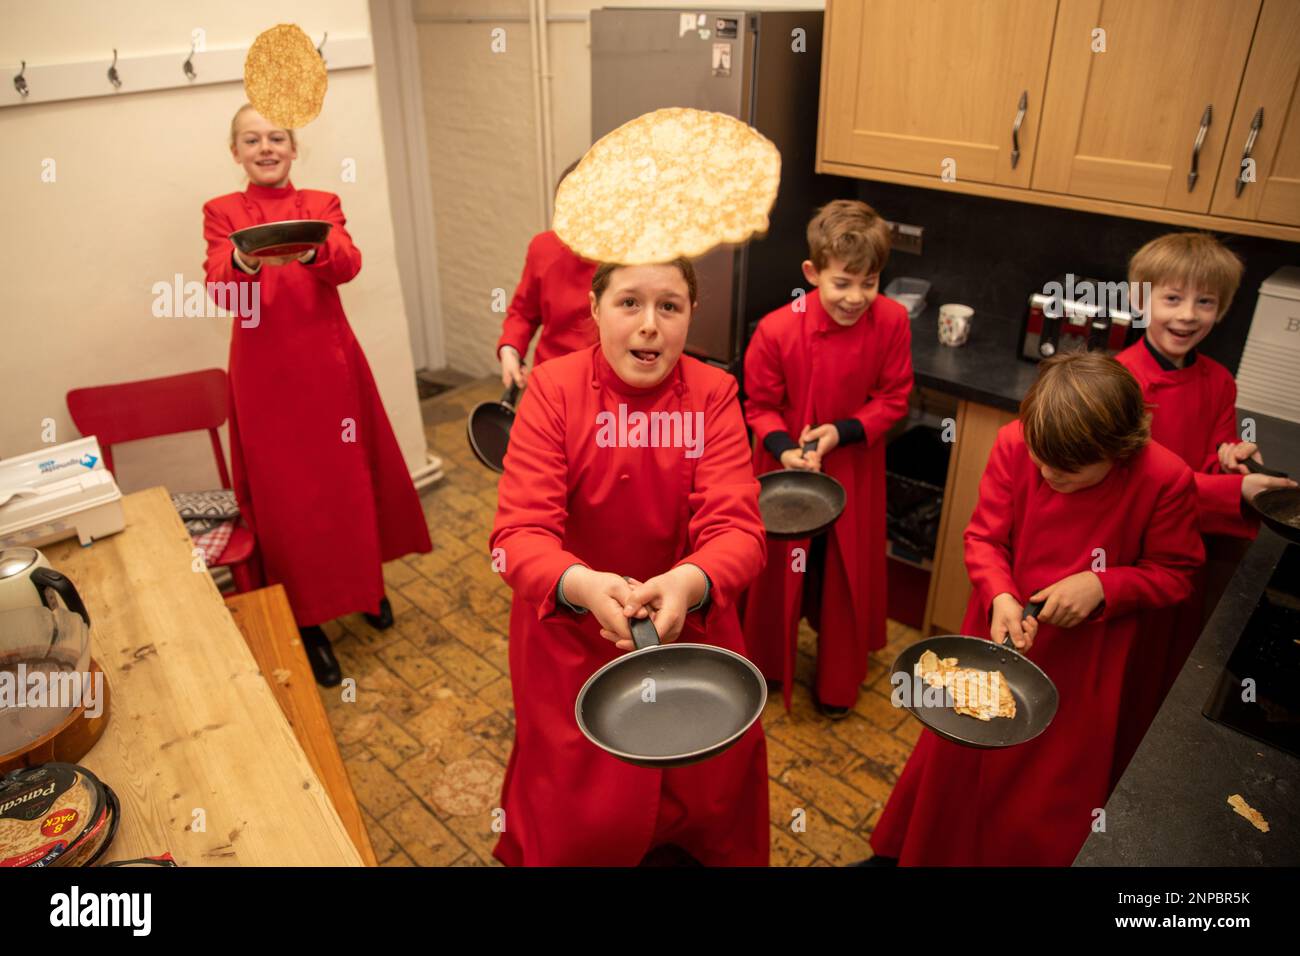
938;304;974;347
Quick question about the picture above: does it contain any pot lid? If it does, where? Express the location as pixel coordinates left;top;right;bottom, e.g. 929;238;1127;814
0;548;38;581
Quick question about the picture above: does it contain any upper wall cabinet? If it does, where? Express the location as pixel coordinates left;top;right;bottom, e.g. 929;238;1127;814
819;0;1058;188
817;0;1300;241
1208;0;1300;226
1033;0;1260;213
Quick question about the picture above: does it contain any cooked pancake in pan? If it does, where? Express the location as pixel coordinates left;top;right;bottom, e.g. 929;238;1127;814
916;650;1016;721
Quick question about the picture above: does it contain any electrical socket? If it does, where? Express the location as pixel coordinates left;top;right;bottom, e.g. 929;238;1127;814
886;220;923;255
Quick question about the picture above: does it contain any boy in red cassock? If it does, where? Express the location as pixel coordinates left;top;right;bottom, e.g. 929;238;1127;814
496;161;599;388
1113;232;1297;779
742;200;913;717
870;353;1203;866
489;258;770;866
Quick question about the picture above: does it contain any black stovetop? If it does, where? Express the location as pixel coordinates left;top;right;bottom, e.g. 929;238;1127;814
1203;543;1300;757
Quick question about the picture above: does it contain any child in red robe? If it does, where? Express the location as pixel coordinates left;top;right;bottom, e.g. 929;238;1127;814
497;161;598;388
203;104;431;686
489;258;770;866
1113;232;1296;779
870;353;1203;866
742;200;913;716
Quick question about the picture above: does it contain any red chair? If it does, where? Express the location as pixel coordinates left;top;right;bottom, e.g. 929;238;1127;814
67;369;261;593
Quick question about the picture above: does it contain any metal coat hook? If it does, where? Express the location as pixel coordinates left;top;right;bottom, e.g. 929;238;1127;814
316;31;328;62
183;41;197;80
13;60;29;98
107;49;121;89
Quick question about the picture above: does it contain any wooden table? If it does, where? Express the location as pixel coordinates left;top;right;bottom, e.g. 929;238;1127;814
225;584;378;866
44;487;362;866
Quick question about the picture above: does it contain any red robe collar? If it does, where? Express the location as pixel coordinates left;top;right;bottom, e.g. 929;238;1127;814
807;288;879;335
590;343;687;400
245;179;297;201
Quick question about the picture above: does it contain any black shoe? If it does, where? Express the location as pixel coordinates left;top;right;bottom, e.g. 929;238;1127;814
811;690;851;721
364;596;395;631
300;625;342;687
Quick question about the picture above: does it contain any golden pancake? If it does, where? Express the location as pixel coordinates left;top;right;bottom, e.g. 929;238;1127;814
553;108;780;264
244;24;328;129
917;650;1016;721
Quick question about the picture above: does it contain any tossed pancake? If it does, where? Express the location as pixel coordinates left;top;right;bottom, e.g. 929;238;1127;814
244;24;328;129
553;108;780;264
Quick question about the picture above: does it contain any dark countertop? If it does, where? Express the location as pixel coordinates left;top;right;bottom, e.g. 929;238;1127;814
908;303;1040;413
1075;411;1300;866
903;313;1300;865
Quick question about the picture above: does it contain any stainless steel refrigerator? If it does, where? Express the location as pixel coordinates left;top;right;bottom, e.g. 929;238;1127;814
591;7;850;370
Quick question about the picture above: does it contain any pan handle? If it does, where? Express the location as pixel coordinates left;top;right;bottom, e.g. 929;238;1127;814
996;600;1043;649
630;616;661;650
501;382;521;409
1243;457;1288;479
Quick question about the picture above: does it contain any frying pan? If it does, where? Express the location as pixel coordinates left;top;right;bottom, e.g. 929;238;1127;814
229;220;332;258
1244;458;1300;544
757;442;847;539
890;602;1059;749
575;617;767;768
467;384;521;473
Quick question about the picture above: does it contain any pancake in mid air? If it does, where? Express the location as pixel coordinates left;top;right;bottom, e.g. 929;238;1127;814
244;24;328;129
553;107;780;264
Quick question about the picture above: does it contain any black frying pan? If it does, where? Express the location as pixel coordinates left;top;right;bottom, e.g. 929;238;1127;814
1245;458;1300;544
467;383;521;472
757;441;847;539
890;602;1059;749
575;617;767;768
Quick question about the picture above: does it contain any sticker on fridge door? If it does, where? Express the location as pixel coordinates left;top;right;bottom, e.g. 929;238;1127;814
712;43;732;77
679;13;696;37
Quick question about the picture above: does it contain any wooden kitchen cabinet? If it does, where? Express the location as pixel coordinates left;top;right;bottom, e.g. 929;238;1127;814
819;0;1057;188
818;0;1300;242
922;400;1017;636
1033;0;1260;213
1208;0;1300;226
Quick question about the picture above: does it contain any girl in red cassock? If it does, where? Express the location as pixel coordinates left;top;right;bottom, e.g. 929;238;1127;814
870;353;1203;866
489;258;770;866
203;105;431;686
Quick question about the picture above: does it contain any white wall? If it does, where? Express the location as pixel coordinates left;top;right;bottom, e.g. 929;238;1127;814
0;0;430;495
414;0;825;377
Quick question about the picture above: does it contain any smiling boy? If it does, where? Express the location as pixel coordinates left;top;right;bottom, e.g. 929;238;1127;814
742;200;913;716
1112;232;1297;777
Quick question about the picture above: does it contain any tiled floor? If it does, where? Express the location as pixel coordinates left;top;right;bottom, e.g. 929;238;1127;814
318;376;926;866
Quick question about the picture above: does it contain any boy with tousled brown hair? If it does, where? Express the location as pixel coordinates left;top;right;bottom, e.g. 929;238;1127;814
871;352;1202;865
742;199;913;717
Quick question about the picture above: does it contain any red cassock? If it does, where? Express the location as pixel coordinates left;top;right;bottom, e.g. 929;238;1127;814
496;230;599;366
489;345;770;866
1113;340;1257;780
741;290;913;709
203;181;431;626
870;422;1203;866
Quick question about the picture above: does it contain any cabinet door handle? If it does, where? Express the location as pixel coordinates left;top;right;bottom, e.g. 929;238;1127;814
1235;107;1264;197
1187;104;1212;191
1011;90;1028;168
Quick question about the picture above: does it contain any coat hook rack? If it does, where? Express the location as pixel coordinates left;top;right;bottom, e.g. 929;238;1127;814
13;60;29;98
182;42;197;81
107;49;121;89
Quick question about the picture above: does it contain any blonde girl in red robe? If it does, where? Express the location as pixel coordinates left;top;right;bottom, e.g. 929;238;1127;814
496;161;599;388
203;105;431;686
870;353;1203;866
489;258;770;866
